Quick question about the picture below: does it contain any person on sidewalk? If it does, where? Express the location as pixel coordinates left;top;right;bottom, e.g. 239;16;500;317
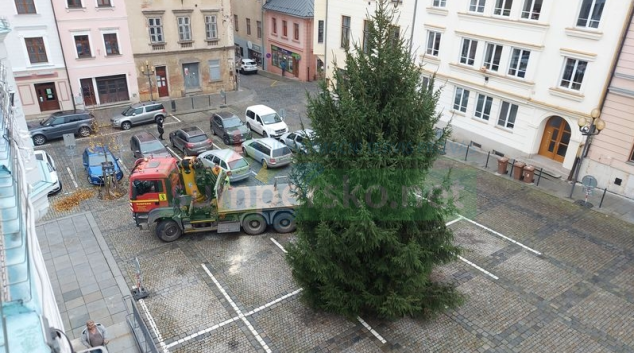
80;320;109;352
281;59;287;77
157;118;164;140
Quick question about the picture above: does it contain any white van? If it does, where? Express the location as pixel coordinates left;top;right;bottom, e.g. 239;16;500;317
244;105;289;139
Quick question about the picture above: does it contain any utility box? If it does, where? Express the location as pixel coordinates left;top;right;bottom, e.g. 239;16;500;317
497;157;509;174
513;161;526;181
523;165;535;184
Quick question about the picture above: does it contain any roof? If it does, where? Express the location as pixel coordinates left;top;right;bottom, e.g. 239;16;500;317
209;149;244;162
247;104;276;115
263;0;314;18
215;111;240;119
133;131;159;142
181;126;205;135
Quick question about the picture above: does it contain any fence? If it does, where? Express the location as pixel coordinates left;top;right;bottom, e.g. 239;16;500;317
122;295;160;353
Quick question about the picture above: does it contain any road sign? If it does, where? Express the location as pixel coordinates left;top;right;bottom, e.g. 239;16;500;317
63;133;76;148
581;175;598;193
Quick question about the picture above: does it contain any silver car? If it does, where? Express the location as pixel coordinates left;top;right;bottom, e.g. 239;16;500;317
198;149;250;182
111;102;166;130
241;138;292;169
279;129;318;154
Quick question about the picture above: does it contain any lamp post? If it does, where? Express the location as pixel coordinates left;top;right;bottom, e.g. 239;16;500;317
140;60;155;101
568;108;606;198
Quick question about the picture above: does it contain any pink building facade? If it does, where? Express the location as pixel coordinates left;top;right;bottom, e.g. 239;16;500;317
585;10;634;199
51;0;138;108
263;0;315;82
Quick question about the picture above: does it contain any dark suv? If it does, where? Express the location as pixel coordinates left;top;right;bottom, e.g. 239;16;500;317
130;132;171;159
111;102;166;130
169;126;213;156
28;110;94;146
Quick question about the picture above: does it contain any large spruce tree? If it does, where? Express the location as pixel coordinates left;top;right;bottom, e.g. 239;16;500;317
286;0;463;320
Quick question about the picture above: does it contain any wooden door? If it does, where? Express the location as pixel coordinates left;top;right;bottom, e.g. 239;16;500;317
156;66;169;97
34;83;60;111
538;116;571;163
80;78;96;106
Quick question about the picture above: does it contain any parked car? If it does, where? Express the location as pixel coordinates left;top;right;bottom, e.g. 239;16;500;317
238;58;258;74
28;110;94;146
111;102;166;130
169;126;213;156
82;147;124;185
209;111;252;145
34;150;62;196
244;105;288;139
279;129;318;154
130;131;171;159
198;149;251;182
242;138;292;169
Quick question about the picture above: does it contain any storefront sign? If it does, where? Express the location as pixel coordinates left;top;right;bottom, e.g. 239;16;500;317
270;45;301;61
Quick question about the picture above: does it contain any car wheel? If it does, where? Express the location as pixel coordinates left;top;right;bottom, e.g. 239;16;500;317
78;126;91;137
87;175;93;185
242;147;247;156
273;212;296;233
32;134;46;146
240;68;245;74
247;123;252;131
171;138;175;148
156;220;182;242
263;131;268;137
242;214;267;235
183;149;189;157
211;126;216;135
223;135;230;145
261;160;268;169
121;121;132;130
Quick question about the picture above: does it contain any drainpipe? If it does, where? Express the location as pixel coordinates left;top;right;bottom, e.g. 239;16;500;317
261;0;266;70
50;0;76;111
408;0;419;55
324;0;329;82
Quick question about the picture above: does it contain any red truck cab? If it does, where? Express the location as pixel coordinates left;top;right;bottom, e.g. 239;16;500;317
129;157;180;226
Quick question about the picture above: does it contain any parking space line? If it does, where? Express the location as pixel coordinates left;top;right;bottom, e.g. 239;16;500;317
164;316;241;349
445;217;462;227
169;114;181;123
165;147;182;161
244;289;303;316
270;238;287;253
202;264;272;353
357;316;387;344
458;215;542;255
66;167;78;188
139;299;169;353
458;256;499;280
251;170;258;176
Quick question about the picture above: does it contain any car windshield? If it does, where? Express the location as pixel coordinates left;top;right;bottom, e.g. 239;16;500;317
122;107;135;116
88;154;113;166
224;117;242;128
188;134;208;143
141;141;166;153
261;113;282;124
272;147;291;157
228;158;248;169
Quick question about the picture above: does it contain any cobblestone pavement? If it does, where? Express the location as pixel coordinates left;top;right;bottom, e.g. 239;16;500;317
36;73;634;352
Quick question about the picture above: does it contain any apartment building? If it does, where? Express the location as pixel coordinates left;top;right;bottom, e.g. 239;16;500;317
4;0;73;118
231;0;266;67
125;0;236;101
584;8;634;198
315;0;630;174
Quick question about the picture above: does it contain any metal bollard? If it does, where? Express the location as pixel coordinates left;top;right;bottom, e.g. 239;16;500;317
171;100;176;112
509;159;516;178
599;187;607;208
464;143;470;161
191;97;195;109
536;167;543;186
485;151;491;169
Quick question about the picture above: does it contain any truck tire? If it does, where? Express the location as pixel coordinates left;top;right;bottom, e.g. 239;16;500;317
242;214;267;235
156;220;182;242
273;212;296;233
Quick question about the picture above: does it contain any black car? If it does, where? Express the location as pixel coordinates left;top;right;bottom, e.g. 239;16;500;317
130;131;171;159
210;111;252;145
28;110;94;146
169;126;213;156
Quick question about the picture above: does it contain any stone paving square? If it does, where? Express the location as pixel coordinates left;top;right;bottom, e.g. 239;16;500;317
570;211;634;251
537;230;617;274
171;323;256;353
450;221;510;261
516;319;611;353
472;205;548;246
610;263;634;296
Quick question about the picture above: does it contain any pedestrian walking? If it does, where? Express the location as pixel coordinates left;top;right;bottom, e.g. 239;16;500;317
80;320;109;352
281;59;287;77
157;118;164;140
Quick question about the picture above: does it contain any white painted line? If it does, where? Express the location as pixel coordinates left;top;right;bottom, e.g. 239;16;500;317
165;147;182;161
164;316;241;349
244;288;303;316
202;264;272;353
212;143;220;149
270;238;287;253
139;299;169;353
445;217;462;227
357;316;387;344
66;167;78;188
458;256;499;280
170;114;182;123
251;170;258;176
459;215;542;255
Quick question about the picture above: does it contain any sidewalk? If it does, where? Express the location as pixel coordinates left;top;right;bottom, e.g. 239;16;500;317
442;139;634;224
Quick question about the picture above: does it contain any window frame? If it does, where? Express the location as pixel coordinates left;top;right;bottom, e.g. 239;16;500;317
246;18;251;35
559;58;588;91
234;14;239;32
25;37;48;64
282;20;288;37
475;93;493;121
521;0;542;20
426;30;442;57
453;87;470;113
257;20;262;39
341;16;351;48
272;18;277;34
469;0;486;13
497;101;518;129
483;43;503;71
147;17;164;43
318;20;324;43
494;0;513;16
508;48;530;78
73;34;93;59
102;32;120;56
460;38;478;66
67;0;82;8
205;15;218;40
433;0;447;7
576;0;605;29
97;0;111;7
177;16;192;41
629;146;634;163
15;0;36;14
208;59;221;82
294;23;299;41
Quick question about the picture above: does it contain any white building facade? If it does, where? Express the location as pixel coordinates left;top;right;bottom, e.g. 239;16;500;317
315;0;631;173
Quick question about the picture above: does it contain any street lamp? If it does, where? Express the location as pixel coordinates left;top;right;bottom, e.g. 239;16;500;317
569;108;606;198
140;60;155;101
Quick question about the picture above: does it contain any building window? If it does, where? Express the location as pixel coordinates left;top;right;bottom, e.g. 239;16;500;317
433;0;447;7
453;87;470;113
272;18;277;34
521;0;542;20
341;16;351;48
25;37;47;63
246;18;251;35
508;48;530;78
97;0;111;7
460;38;478;66
577;0;605;29
494;0;513;16
282;20;288;37
103;33;119;55
630;146;634;162
363;20;372;53
426;31;441;56
294;23;299;40
475;94;493;120
148;18;164;43
498;101;518;129
67;0;82;8
234;14;239;32
15;0;36;14
560;58;587;91
205;15;218;40
177;17;191;41
257;20;262;39
469;0;486;13
483;43;503;71
74;35;92;58
318;20;324;43
208;59;221;81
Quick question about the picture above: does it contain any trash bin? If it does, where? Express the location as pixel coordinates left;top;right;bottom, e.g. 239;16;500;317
513;161;526;181
523;165;535;184
497;157;509;174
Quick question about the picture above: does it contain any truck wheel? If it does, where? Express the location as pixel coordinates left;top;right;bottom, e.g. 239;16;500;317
156;220;182;242
273;212;296;233
242;214;267;235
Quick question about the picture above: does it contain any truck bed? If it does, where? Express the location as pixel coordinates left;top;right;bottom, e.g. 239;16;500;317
217;183;298;213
